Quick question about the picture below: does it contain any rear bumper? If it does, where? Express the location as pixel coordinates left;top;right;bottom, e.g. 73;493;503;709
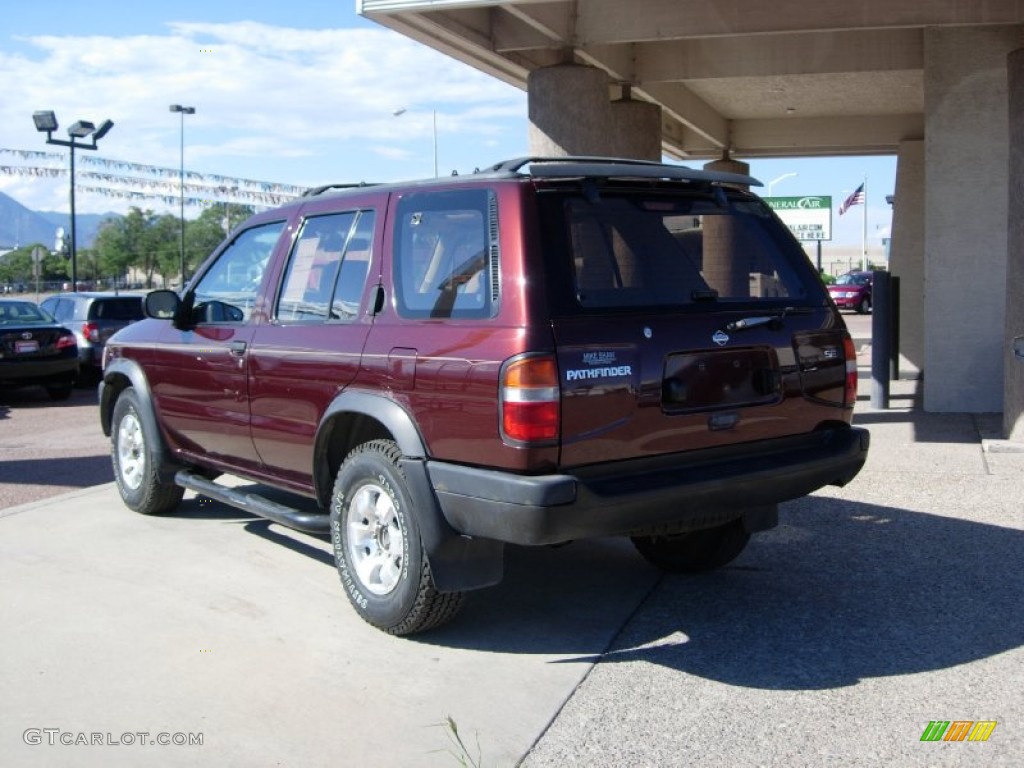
830;295;863;309
0;357;78;385
429;426;870;545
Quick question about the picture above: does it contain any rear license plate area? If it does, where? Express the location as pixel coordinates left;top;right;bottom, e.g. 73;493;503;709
662;348;780;412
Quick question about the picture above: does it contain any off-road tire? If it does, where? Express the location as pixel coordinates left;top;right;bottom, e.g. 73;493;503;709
111;388;184;515
330;439;463;635
631;519;751;573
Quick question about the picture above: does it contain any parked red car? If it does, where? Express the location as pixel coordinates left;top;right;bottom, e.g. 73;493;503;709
828;271;873;314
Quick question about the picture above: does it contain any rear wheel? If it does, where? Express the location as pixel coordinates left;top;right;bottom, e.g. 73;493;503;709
857;295;872;314
330;439;463;635
631;520;751;572
111;388;184;515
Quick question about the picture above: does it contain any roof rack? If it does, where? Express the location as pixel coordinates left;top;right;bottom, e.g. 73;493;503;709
480;156;761;187
301;181;379;197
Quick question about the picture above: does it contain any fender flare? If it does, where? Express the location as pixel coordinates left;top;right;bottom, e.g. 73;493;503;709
100;359;182;483
312;390;426;508
314;392;504;592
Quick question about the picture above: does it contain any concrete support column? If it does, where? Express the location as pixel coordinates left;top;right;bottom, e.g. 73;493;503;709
528;65;614;157
702;156;751;296
923;26;1024;412
1004;48;1024;439
611;96;662;160
887;139;925;379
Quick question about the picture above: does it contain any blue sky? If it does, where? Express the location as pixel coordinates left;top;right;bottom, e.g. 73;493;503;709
2;1;894;246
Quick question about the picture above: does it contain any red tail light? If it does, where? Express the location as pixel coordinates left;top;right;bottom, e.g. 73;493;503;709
56;333;77;351
500;355;560;444
81;321;100;343
843;334;858;407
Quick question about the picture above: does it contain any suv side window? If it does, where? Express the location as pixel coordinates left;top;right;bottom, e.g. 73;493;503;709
191;221;285;323
393;188;498;319
41;297;71;322
276;210;375;323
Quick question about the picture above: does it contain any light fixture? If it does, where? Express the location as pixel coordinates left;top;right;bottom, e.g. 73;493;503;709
68;120;96;138
92;119;115;141
767;172;798;196
32;110;58;132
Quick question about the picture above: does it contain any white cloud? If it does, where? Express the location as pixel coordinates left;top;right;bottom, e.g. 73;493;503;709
2;21;527;214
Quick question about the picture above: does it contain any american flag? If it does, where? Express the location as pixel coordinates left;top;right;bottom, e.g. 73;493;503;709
839;183;864;215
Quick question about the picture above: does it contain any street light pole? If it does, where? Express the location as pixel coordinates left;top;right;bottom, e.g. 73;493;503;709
393;107;439;177
432;110;438;177
169;104;195;286
32;111;114;291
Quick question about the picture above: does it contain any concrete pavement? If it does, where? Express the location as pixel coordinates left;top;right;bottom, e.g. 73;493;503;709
2;373;1022;767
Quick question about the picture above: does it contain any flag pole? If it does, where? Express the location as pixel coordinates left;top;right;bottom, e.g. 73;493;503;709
861;175;868;272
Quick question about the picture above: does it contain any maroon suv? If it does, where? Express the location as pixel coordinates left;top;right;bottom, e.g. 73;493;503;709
100;157;868;635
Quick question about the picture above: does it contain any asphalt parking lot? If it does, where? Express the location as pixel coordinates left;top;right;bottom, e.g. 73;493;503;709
1;317;1021;767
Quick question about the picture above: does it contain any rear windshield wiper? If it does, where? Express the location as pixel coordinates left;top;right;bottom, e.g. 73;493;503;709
725;307;813;332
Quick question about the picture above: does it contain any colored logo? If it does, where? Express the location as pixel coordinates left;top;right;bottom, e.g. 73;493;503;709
920;720;997;742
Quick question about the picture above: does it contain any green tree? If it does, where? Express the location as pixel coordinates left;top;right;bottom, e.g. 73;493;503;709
149;214;182;286
94;207;151;287
0;243;70;290
0;245;34;286
92;207;184;288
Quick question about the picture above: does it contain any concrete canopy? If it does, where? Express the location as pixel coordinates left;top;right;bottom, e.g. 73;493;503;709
357;0;1021;159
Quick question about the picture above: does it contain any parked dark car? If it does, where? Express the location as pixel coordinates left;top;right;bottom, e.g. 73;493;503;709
40;293;145;380
0;299;78;400
100;157;869;635
828;271;873;313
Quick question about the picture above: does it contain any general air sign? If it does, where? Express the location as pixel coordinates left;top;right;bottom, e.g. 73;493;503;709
764;196;832;242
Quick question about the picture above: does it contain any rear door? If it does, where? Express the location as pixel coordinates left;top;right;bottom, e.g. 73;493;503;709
248;202;382;487
542;189;850;467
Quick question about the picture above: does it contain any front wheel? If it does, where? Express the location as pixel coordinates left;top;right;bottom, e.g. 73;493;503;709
330;439;463;635
631;519;751;573
111;388;184;515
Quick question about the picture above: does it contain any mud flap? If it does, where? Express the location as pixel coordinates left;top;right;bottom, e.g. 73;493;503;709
399;457;505;593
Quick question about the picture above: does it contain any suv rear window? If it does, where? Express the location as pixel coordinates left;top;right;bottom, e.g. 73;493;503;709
88;297;144;321
548;192;810;310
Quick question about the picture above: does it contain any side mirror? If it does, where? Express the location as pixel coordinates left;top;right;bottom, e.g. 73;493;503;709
145;289;181;320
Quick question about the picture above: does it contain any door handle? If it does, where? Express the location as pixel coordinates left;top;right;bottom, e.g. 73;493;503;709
230;340;247;356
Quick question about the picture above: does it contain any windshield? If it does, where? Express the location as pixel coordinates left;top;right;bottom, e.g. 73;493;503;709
542;191;813;311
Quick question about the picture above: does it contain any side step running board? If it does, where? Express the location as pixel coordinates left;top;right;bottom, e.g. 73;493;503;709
175;470;331;534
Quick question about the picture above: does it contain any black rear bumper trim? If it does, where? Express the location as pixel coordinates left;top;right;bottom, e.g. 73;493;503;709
429;426;869;545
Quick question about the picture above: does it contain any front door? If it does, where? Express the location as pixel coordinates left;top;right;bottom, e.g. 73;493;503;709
149;220;287;471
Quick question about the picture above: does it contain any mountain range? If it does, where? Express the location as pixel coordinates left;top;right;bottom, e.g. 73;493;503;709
0;190;118;251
